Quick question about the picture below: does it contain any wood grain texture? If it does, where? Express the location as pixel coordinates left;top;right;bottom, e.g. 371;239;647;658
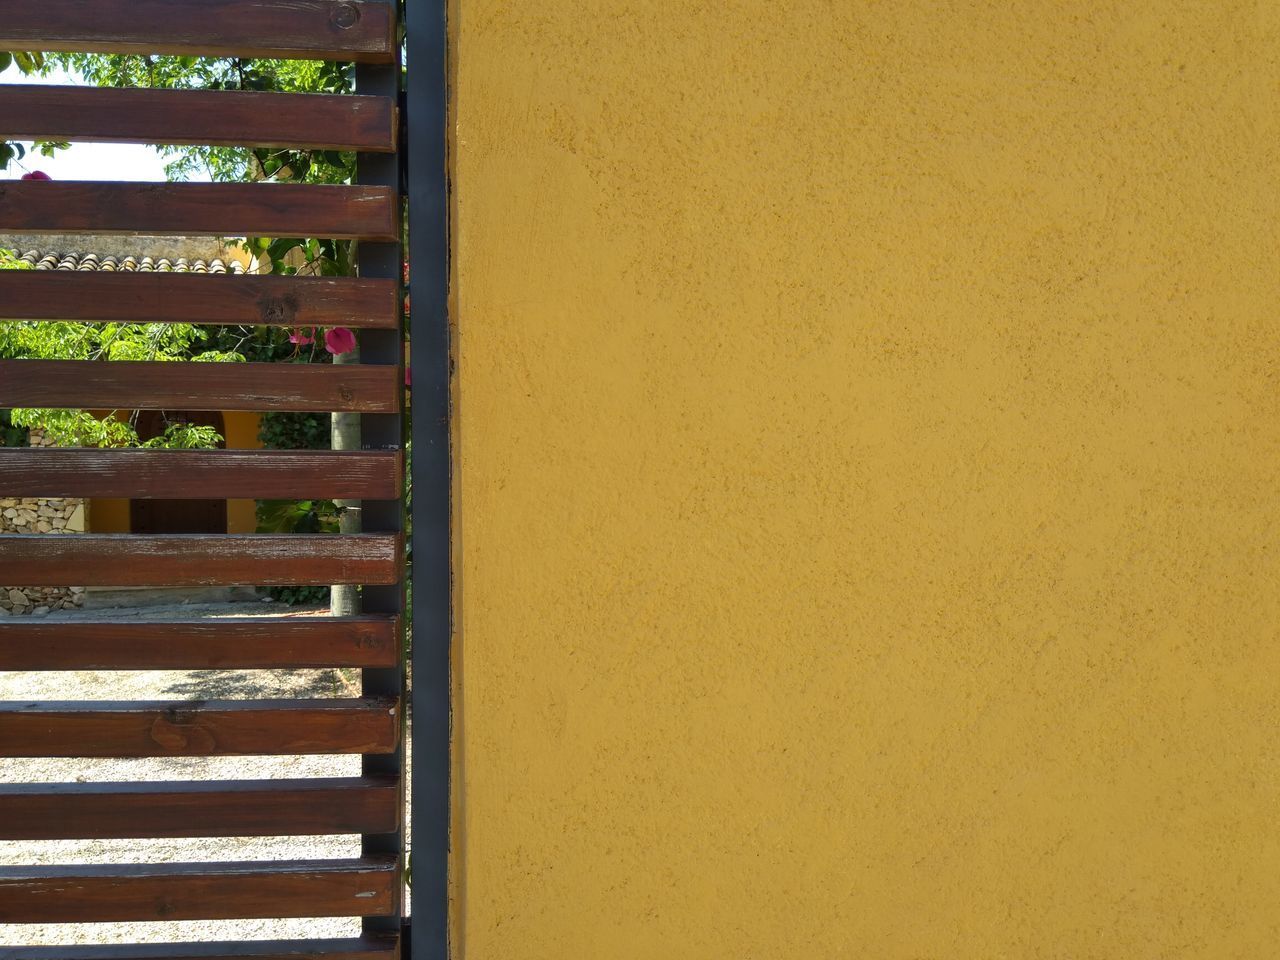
0;616;400;670
0;534;403;587
0;777;400;840
0;182;398;241
0;698;400;757
0;360;400;413
0;858;399;923
0;938;399;960
0;271;398;328
0;0;395;63
1;85;396;151
0;449;402;500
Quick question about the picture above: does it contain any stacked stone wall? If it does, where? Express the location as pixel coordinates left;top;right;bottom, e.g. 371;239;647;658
0;429;87;616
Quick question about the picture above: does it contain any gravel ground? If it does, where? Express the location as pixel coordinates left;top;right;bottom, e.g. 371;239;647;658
0;601;383;948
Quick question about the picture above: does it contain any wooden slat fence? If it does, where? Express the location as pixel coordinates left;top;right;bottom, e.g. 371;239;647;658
0;272;399;327
0;182;399;240
0;0;396;63
0;2;408;955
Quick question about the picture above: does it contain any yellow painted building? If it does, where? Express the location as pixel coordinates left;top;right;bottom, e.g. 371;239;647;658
86;410;263;535
452;1;1279;955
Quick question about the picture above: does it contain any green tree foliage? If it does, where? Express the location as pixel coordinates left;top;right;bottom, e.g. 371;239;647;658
0;52;69;170
45;53;363;277
2;52;386;607
2;246;316;447
54;55;356;185
1;243;250;446
3;51;364;275
255;409;335;604
258;411;329;451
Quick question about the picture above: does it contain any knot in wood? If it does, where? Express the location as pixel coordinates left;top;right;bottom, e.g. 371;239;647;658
331;3;361;29
259;295;297;325
151;706;216;753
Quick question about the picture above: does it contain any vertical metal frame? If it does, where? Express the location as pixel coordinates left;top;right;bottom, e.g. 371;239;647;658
355;0;409;946
405;0;452;956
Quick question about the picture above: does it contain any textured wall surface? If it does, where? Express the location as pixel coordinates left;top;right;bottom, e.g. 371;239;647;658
452;2;1279;955
223;411;262;534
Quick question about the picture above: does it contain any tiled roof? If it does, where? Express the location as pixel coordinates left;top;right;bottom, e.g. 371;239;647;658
17;249;247;274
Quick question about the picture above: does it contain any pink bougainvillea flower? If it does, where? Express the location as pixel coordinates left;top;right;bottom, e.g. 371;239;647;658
324;326;357;355
288;328;315;346
405;365;412;387
21;171;52;181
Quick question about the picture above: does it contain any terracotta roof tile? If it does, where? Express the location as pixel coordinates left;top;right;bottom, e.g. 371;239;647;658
17;249;246;275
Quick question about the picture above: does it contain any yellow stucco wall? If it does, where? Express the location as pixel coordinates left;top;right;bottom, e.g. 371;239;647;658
453;2;1279;955
222;410;263;534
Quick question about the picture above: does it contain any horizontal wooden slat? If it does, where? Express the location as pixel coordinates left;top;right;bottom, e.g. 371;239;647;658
0;449;402;500
0;182;398;241
0;938;399;960
0;777;400;840
1;85;397;151
0;534;402;586
0;0;395;63
0;271;398;328
0;938;398;960
0;698;399;757
0;616;399;670
0;857;398;923
0;939;398;960
0;360;400;413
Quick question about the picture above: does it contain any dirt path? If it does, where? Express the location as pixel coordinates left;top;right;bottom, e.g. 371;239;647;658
0;602;371;947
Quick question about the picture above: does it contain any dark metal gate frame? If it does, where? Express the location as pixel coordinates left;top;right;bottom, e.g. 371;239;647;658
0;0;450;954
404;0;451;957
348;0;452;953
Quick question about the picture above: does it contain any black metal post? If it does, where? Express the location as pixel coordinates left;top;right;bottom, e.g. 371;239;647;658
356;0;408;945
405;0;452;957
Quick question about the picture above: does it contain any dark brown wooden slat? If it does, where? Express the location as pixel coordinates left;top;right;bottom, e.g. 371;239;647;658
0;938;399;960
0;777;400;840
1;85;397;152
0;0;395;63
0;534;402;586
0;857;398;923
0;698;399;757
0;271;398;328
0;182;398;241
0;449;402;500
0;616;399;670
0;360;400;413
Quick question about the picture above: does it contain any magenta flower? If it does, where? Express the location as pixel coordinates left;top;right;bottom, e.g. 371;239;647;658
288;328;315;346
324;327;357;355
21;171;51;181
405;365;412;387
